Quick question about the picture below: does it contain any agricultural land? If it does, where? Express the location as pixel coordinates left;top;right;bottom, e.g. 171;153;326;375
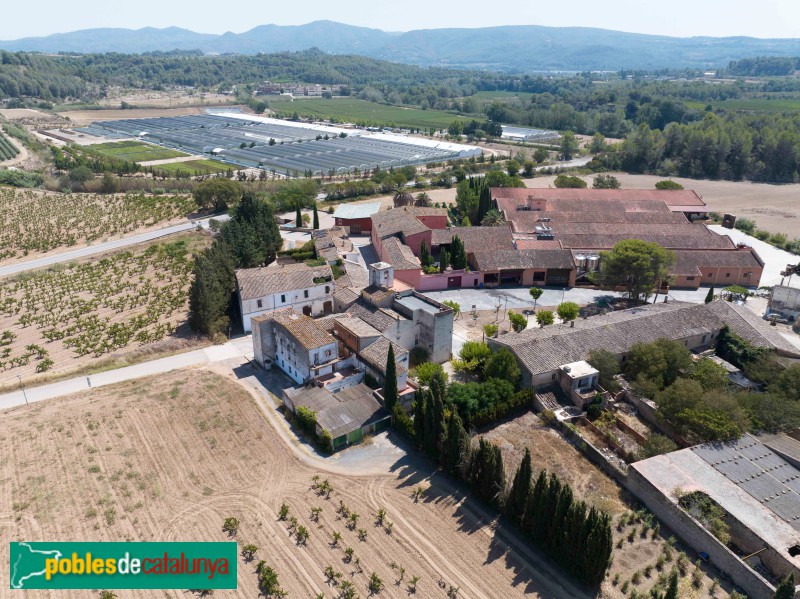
0;233;207;385
0;188;197;262
88;141;188;163
150;159;234;176
0;368;591;599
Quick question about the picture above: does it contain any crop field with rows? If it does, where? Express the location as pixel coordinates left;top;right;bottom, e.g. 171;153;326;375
0;130;20;161
0;236;205;384
88;140;188;162
150;158;233;175
0;189;196;261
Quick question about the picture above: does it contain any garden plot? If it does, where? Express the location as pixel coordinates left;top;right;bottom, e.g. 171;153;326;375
0;369;587;599
0;235;204;385
0;189;196;263
88;140;188;163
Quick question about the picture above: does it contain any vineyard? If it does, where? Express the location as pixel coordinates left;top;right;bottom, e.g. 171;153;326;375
0;236;204;383
0;188;196;261
0;130;20;161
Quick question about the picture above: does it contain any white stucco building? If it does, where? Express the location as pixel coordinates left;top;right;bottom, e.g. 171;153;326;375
236;262;334;333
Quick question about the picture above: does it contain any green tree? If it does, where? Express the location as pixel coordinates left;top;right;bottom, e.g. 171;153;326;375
664;569;680;599
483;323;498;340
554;174;587;188
533;147;549;163
592;174;621;189
447;120;464;136
655;180;684;190
506;159;520;177
587;349;621;393
221;193;283;268
690;358;730;390
455;341;492;373
444;408;468;474
312;204;319;229
626;338;692;390
505;448;532;525
384;343;398;413
556;302;580;322
484;348;521;386
450;236;467;270
442;300;460;318
189;242;235;336
560;130;579;160
439;247;450;273
705;285;715;303
480;209;504;226
419;239;433;267
295;205;302;228
505;308;531;333
638;434;678;459
773;573;795;599
588;132;607;153
413;362;446;386
193;178;242;211
529;287;543;309
536;310;554;327
596;239;675;303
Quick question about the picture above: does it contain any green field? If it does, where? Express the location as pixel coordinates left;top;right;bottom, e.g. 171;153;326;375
267;97;469;130
150;159;231;175
89;141;188;163
472;90;534;105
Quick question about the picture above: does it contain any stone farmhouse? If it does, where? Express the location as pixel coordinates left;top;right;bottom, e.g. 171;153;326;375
235;261;334;333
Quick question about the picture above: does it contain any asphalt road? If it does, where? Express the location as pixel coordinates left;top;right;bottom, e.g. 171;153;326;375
0;214;229;278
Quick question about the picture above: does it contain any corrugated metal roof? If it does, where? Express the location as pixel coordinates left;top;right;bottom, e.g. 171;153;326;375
333;202;382;220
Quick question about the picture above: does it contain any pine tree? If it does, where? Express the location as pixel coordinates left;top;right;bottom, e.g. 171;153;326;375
773;573;796;599
439;247;450;273
705;285;715;303
384;343;398;413
295;205;302;228
312;204;319;229
505;448;532;525
664;568;680;599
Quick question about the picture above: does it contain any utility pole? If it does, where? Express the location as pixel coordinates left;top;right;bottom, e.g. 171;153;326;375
17;374;28;405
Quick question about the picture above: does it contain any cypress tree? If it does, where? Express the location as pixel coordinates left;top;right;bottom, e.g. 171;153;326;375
312;204;319;229
583;509;613;587
444;408;467;474
773;573;796;599
419;239;433;267
413;389;426;447
490;444;506;509
541;473;562;550
384;343;398;413
439;247;450;272
548;482;574;553
704;285;715;303
295;205;302;227
522;470;549;540
189;242;235;335
505;449;532;525
561;500;587;571
423;390;437;458
477;183;492;224
432;392;446;460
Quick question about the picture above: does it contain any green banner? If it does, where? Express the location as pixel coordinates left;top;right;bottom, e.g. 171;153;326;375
9;542;237;590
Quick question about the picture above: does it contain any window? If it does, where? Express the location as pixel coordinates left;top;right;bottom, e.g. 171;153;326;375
304;290;309;298
686;276;695;281
725;273;730;278
707;272;712;277
533;272;545;282
281;294;286;303
256;299;263;308
473;279;478;287
325;286;330;294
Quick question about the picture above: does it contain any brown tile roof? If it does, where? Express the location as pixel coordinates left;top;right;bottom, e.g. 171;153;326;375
361;284;397;305
514;239;564;250
494;300;800;378
506;209;689;230
236;262;332;300
346;301;401;332
430;226;516;252
472;249;575;271
673;248;764;276
491;187;707;208
358;336;409;375
371;207;430;239
404;206;448;217
547;223;736;251
381;237;421;271
270;309;337;351
333;286;360;308
334;315;383;340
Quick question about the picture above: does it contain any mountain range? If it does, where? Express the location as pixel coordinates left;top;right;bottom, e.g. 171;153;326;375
3;20;800;72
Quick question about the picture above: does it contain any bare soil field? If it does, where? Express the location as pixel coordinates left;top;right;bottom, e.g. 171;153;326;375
524;172;800;236
60;107;217;127
0;108;61;121
1;369;593;598
484;412;732;599
0;232;208;386
97;91;235;109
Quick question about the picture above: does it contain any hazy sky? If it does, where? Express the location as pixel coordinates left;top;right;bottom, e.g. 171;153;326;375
2;0;800;40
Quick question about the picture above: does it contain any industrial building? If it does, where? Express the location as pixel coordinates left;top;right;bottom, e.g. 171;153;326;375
630;435;800;599
500;125;560;142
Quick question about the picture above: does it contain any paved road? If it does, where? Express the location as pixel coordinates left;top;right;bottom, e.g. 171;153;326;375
0;214;230;278
0;335;253;411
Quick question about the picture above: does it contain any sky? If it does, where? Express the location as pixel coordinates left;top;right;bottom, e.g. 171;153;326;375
2;0;800;40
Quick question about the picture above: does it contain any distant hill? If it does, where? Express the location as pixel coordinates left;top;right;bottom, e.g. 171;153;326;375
4;21;800;71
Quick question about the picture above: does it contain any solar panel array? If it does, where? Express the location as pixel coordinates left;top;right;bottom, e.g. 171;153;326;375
80;115;461;175
692;436;800;531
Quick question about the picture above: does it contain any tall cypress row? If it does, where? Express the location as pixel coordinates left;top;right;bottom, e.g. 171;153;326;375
505;448;532;525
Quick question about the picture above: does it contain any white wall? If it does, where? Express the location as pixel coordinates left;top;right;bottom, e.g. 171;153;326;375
241;282;333;333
